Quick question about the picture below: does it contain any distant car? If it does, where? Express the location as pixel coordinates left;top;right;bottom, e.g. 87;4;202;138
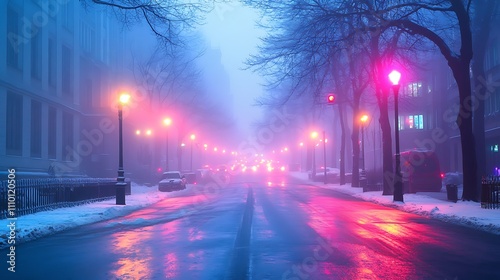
183;172;197;185
195;168;212;184
216;165;228;173
158;171;186;192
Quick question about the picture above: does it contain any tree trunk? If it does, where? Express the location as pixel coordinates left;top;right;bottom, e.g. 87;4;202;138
351;102;360;187
451;60;479;201
377;88;394;195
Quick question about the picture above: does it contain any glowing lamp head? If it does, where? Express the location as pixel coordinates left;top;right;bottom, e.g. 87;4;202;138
360;115;369;123
119;93;130;105
311;131;318;139
163;118;172;126
388;70;401;86
327;94;336;103
190;134;196;141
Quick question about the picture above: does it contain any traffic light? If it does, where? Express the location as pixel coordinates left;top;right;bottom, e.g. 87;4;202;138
327;94;336;103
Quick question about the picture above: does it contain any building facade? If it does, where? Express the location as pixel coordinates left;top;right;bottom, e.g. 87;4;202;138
0;0;128;177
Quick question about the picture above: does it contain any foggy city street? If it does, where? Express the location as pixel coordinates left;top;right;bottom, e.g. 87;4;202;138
1;0;500;279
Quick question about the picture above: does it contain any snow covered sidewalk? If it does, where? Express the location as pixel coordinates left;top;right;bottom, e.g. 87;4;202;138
0;183;177;249
290;172;500;235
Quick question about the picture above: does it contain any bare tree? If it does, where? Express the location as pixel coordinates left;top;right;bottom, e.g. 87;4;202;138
245;1;417;192
358;0;481;201
85;0;216;47
246;1;370;187
248;0;491;201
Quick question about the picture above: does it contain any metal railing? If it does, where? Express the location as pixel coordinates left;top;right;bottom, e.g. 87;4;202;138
0;178;131;219
481;176;500;209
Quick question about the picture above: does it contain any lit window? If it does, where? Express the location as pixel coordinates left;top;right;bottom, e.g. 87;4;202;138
399;115;424;130
404;82;423;97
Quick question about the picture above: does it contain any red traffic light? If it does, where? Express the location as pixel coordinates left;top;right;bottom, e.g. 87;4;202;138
327;94;336;103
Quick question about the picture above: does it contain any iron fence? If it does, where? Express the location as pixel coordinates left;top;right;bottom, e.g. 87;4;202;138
0;178;131;219
481;176;500;209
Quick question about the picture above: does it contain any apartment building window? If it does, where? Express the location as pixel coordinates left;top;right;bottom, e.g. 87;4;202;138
31;100;42;158
6;92;23;156
6;6;23;71
491;144;499;153
61;1;74;31
31;24;42;80
82;78;93;109
399;114;424;130
80;22;94;53
403;82;423;97
48;107;57;159
62;45;73;99
48;37;57;88
486;87;500;115
100;14;110;63
485;38;499;70
62;112;73;160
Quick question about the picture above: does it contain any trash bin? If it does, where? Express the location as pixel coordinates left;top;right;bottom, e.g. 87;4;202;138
446;184;458;203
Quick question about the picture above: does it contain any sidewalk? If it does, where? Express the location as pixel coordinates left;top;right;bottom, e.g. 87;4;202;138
290;172;500;235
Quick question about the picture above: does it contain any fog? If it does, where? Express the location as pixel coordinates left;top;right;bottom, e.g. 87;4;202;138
1;0;498;191
200;1;265;134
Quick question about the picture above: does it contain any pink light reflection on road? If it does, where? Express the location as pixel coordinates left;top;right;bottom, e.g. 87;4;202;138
301;194;451;279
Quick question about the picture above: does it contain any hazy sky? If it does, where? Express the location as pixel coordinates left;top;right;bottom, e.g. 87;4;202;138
199;1;265;135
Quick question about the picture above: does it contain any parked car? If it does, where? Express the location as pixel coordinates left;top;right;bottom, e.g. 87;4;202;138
400;150;442;193
158;171;186;192
195;168;213;185
182;172;197;185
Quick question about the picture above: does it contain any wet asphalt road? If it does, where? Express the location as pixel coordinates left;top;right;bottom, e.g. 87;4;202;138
3;172;500;279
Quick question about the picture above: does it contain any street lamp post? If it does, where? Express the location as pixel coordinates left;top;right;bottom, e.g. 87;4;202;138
360;114;369;171
311;131;318;180
116;93;130;205
163;118;172;171
323;131;327;184
179;143;185;170
299;142;304;171
190;134;196;171
389;70;404;202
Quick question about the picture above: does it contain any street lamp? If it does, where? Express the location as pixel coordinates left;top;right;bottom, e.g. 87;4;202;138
116;93;130;205
360;114;369;171
322;131;327;184
299;142;304;171
190;134;196;171
163;118;172;171
311;131;318;180
389;70;403;202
